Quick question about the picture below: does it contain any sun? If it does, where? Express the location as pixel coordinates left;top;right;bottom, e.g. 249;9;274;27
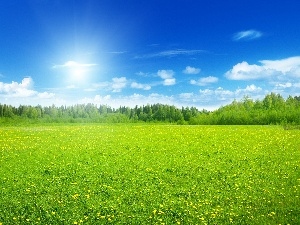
53;60;98;85
71;67;86;82
53;60;97;84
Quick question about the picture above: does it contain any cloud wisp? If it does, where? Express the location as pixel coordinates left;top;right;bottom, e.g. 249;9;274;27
233;29;263;41
131;82;151;90
136;49;206;59
52;61;97;69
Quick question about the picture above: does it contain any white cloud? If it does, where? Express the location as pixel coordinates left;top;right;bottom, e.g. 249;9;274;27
179;93;194;99
245;84;262;92
112;77;127;92
225;56;300;80
52;61;97;69
163;78;176;86
131;82;151;90
129;93;174;106
157;70;174;79
79;93;175;109
236;84;263;95
233;29;263;41
0;77;56;105
198;84;264;104
190;76;218;86
13;89;37;98
214;87;234;99
183;66;201;74
37;92;56;99
135;71;150;77
273;82;300;91
0;77;35;97
88;78;128;93
199;89;214;96
276;82;292;88
225;61;266;80
79;95;111;105
81;85;265;111
157;70;176;86
260;56;300;76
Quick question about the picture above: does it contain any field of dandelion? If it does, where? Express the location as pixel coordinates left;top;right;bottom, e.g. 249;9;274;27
0;124;299;224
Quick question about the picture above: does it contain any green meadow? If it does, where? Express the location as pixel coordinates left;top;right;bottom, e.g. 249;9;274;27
0;124;299;224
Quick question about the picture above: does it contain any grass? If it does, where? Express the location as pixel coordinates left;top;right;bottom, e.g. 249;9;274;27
0;124;299;224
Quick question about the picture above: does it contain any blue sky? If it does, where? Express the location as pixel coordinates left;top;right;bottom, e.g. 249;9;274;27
1;0;300;110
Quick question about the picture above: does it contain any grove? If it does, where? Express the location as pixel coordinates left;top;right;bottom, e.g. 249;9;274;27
1;93;300;125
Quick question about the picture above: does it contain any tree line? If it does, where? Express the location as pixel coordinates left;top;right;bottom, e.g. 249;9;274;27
0;93;300;125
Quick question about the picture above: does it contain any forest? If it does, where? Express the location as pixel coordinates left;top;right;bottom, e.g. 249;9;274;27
0;93;300;125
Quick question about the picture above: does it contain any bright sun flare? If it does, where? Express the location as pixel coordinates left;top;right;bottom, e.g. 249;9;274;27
57;60;97;83
71;67;86;81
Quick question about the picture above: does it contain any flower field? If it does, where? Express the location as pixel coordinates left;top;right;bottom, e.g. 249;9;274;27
0;124;299;224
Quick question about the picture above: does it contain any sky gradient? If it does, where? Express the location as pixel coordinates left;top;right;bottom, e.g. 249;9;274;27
1;0;300;110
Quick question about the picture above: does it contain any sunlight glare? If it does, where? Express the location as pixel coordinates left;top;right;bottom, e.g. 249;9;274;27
59;60;98;84
71;67;86;82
